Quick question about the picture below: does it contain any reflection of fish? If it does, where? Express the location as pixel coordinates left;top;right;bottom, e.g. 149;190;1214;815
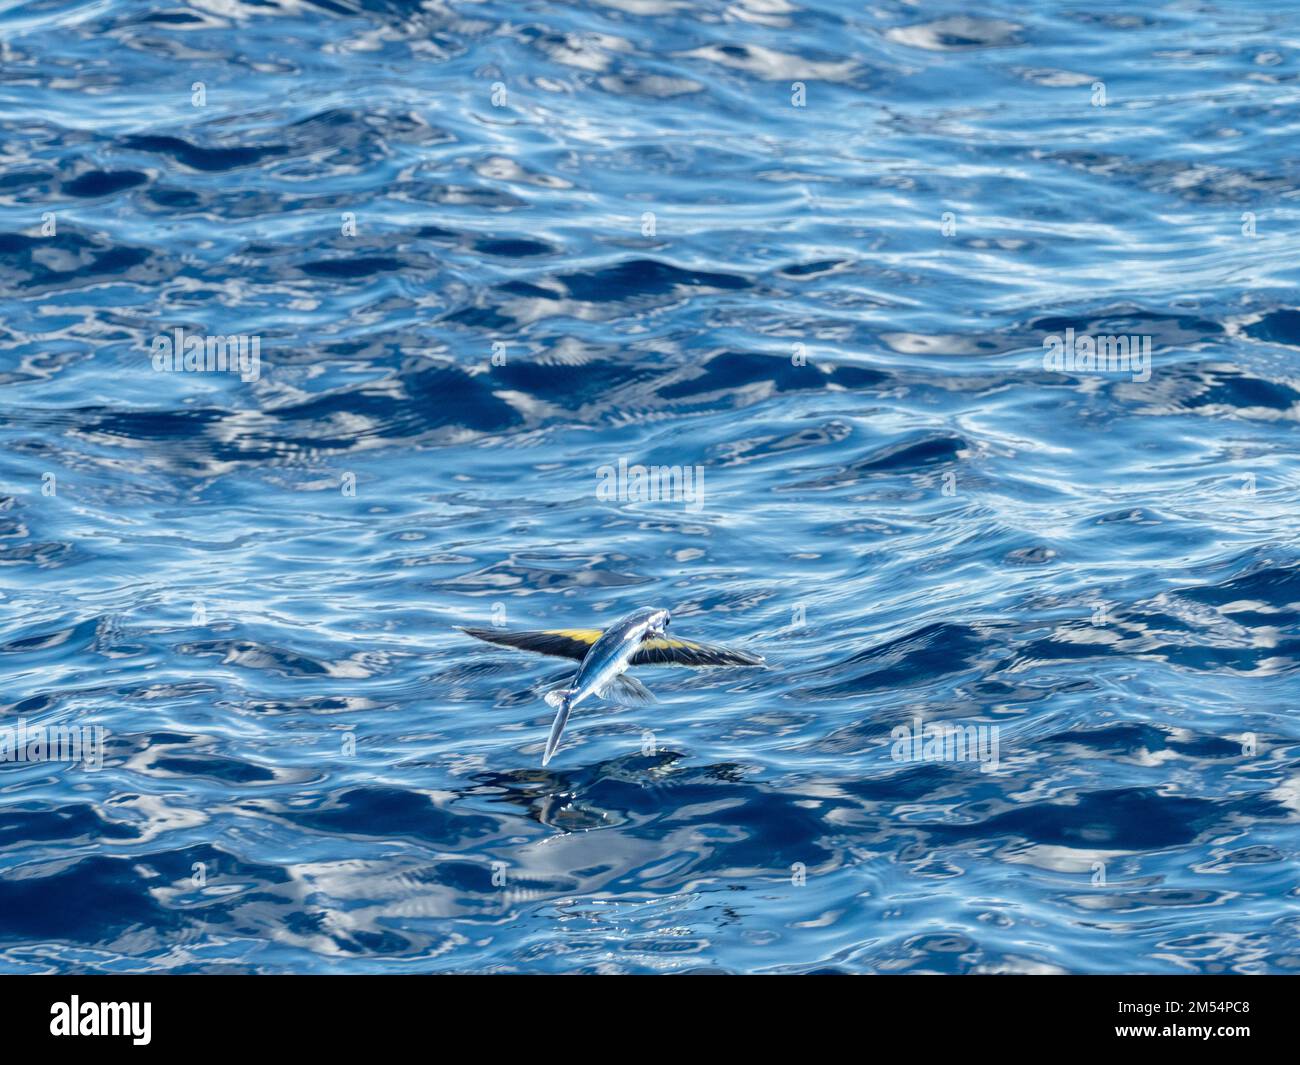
460;607;765;765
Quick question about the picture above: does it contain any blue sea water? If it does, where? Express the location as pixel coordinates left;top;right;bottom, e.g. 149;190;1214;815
1;0;1298;974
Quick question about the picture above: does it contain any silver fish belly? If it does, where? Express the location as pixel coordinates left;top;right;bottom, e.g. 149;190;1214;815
542;607;668;765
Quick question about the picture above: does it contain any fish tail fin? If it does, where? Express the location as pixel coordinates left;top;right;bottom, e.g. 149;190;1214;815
542;694;573;767
543;686;572;709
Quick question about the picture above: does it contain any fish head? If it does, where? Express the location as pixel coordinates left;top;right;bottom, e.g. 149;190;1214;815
611;606;671;646
645;607;670;637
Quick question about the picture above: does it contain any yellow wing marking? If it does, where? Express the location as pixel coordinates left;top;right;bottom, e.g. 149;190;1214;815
549;629;603;645
640;637;690;650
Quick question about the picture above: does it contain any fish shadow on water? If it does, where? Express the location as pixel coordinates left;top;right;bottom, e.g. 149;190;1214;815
468;750;746;832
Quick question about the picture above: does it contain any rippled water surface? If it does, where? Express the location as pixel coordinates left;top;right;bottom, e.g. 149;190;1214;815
1;0;1299;973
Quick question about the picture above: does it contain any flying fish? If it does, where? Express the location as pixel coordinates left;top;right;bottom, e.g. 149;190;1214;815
460;607;764;765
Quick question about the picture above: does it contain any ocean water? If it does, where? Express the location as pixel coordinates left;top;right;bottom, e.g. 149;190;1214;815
1;0;1298;974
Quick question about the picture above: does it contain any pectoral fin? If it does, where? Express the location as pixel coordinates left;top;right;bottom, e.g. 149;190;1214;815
596;673;655;706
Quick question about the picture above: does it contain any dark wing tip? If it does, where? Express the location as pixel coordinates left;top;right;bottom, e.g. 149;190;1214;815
459;626;498;642
708;647;765;666
459;626;595;661
632;637;766;668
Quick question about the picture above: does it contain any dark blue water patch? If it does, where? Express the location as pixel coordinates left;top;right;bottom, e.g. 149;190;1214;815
658;352;888;403
1028;306;1225;345
341;927;412;955
0;230;155;290
286;787;498;845
0;168;53;191
489;357;660;408
354;364;524;433
0;842;281;945
149;754;280;784
474;237;556;258
709;420;854;467
136;10;207;25
1041;724;1244;760
1175;561;1300;613
0;856;183;943
1170;366;1300;412
301;256;407;278
1015;626;1300;676
1042;150;1295;204
444;259;754;326
1243;308;1300;347
802;621;1000;696
931;788;1216;850
0;618;99;657
143;185;200;209
121;135;286;172
782;434;968;492
0;804;139;847
556;259;752;302
3;692;60;715
61;170;148;198
38;364;527;464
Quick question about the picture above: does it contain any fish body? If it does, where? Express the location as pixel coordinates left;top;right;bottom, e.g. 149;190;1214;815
543;607;668;765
